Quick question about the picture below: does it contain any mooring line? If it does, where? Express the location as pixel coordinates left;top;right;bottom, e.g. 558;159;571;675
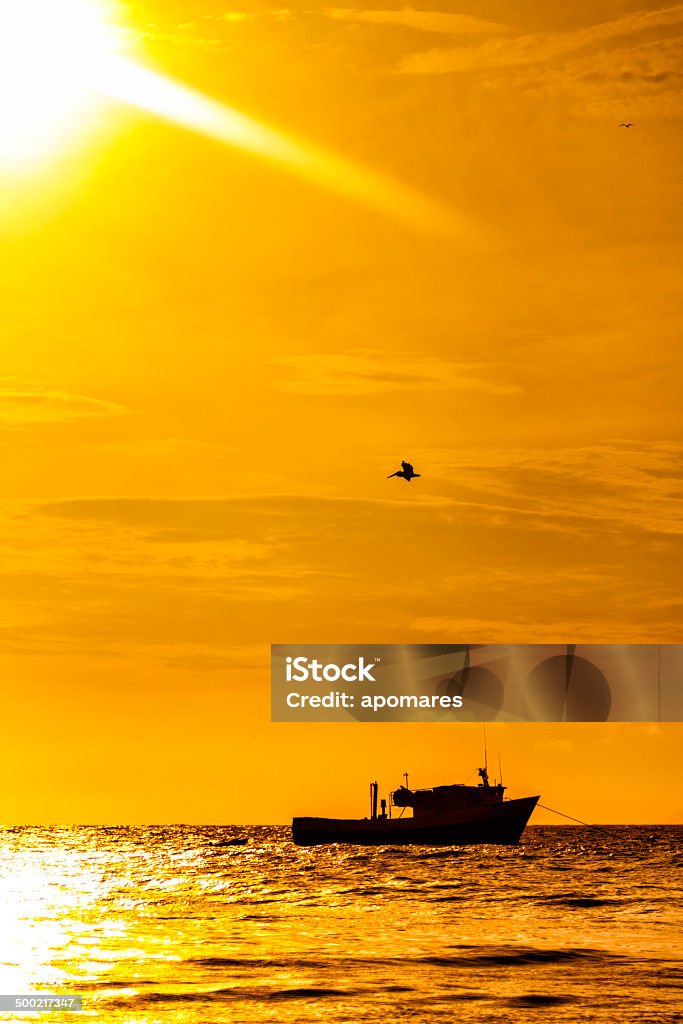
536;802;615;837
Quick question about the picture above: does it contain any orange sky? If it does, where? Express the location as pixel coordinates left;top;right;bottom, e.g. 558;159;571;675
1;0;681;824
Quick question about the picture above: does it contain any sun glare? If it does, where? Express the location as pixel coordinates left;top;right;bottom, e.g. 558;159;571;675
0;0;119;164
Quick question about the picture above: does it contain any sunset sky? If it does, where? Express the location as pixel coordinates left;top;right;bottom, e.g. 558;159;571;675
1;0;681;824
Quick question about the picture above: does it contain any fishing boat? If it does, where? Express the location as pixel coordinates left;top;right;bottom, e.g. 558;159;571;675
292;767;539;846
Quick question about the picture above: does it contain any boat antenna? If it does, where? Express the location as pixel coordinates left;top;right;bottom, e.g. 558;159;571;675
482;724;488;771
403;771;409;790
498;753;503;786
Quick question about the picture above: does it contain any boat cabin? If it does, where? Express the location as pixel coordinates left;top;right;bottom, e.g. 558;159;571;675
391;767;505;818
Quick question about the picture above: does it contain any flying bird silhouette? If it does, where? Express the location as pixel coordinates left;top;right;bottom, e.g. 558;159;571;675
387;461;421;482
619;123;633;127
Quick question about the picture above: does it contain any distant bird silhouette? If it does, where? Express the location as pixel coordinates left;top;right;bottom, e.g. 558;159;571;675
387;460;421;482
619;123;633;127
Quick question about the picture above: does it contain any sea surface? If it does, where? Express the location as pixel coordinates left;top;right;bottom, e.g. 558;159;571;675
0;826;681;1023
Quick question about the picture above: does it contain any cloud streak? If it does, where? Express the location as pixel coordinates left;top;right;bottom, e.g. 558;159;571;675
270;351;521;396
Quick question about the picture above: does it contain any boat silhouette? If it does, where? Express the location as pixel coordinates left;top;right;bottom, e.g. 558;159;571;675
292;766;539;846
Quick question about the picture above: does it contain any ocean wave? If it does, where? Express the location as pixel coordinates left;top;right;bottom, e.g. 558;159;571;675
109;986;358;1008
420;947;612;968
506;994;571;1006
182;947;618;973
533;894;621;908
266;988;353;1000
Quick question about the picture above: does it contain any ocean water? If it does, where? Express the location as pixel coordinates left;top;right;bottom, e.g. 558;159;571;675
0;826;681;1023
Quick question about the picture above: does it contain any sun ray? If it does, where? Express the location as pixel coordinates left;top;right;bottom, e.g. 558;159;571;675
94;57;457;235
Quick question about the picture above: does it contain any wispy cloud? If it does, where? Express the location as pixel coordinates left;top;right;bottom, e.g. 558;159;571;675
410;616;682;644
0;471;677;666
512;35;683;117
399;4;683;74
270;351;521;396
220;8;295;21
0;387;128;425
33;437;683;540
419;440;683;536
324;8;509;36
534;738;574;751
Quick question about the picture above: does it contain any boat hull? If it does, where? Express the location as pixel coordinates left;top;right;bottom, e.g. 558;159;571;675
292;795;539;847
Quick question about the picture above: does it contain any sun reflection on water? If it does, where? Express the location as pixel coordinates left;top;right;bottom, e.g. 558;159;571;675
0;826;680;1023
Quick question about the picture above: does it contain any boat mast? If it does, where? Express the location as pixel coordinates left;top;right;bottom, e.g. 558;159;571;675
370;781;379;820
